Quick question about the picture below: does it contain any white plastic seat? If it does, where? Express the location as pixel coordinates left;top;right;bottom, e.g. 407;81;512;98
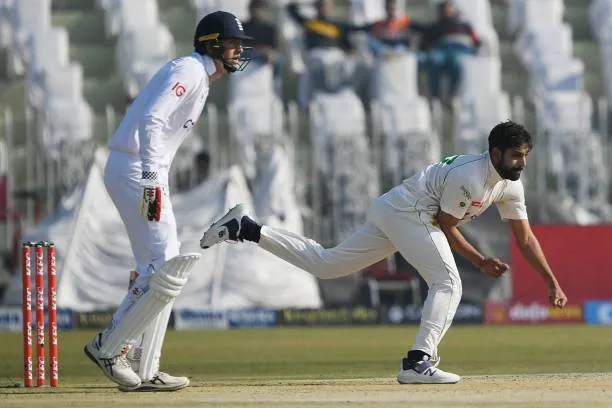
310;89;367;174
0;0;16;48
26;27;70;107
117;24;175;97
523;0;564;33
455;92;511;153
348;0;386;25
453;0;499;56
40;64;92;157
371;53;419;101
309;89;376;241
299;48;353;107
375;97;431;135
105;0;159;37
540;92;592;132
42;64;84;104
372;97;440;181
8;0;51;75
193;0;250;21
590;0;612;40
228;61;275;103
120;0;159;32
460;55;502;97
42;99;93;146
228;97;285;180
537;57;584;93
517;24;573;67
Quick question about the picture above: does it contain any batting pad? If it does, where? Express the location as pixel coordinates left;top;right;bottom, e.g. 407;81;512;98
99;253;201;357
138;300;174;381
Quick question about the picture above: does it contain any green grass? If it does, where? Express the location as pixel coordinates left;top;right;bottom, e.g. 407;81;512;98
1;326;612;407
1;325;611;385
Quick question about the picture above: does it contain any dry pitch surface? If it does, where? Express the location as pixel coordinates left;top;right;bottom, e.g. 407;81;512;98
2;326;612;407
4;374;612;408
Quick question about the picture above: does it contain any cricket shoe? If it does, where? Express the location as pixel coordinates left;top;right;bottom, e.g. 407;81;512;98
396;357;461;384
118;372;190;392
84;333;142;389
200;204;248;249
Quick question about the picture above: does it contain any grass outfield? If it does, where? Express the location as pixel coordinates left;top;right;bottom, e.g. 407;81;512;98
1;325;612;407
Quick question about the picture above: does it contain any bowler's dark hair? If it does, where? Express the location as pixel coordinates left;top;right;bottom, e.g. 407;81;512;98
488;121;533;153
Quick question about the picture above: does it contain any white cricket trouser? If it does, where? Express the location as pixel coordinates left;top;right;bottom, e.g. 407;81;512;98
102;150;180;379
259;195;462;356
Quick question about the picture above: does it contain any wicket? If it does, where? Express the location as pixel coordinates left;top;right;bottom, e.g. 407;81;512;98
21;241;59;387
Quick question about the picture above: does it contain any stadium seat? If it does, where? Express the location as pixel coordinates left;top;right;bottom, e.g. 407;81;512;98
278;1;316;75
370;53;419;101
309;89;378;241
228;61;275;102
454;55;510;153
522;0;564;33
299;48;354;108
228;98;285;181
372;97;440;185
227;60;287;182
26;27;70;107
104;0;160;37
459;55;502;97
516;24;573;68
454;92;511;154
0;0;15;49
453;0;499;56
116;24;175;98
192;0;250;21
348;0;386;26
40;64;93;158
7;0;51;76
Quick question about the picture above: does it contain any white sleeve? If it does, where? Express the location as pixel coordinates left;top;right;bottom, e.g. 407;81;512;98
495;180;528;220
439;171;472;220
139;62;204;173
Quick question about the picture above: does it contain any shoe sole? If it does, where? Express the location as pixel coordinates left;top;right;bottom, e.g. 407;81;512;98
396;376;460;384
84;345;141;390
118;378;190;392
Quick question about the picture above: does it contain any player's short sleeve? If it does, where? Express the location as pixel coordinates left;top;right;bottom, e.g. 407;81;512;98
439;170;472;220
495;180;528;220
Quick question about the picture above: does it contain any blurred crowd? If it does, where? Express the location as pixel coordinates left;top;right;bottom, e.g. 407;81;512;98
242;0;482;104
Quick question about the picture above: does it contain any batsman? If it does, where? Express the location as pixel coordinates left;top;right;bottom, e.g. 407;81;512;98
83;11;253;391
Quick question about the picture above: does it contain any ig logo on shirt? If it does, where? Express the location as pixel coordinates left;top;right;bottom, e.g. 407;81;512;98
172;82;186;97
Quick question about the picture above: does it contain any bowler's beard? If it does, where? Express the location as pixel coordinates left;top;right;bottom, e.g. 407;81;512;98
497;163;523;181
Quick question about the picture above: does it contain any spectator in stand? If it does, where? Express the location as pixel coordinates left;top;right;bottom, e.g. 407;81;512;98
243;0;278;65
422;0;481;101
365;0;426;61
286;0;354;52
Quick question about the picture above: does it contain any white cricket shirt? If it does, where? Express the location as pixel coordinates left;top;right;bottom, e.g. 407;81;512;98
382;152;528;226
108;52;216;183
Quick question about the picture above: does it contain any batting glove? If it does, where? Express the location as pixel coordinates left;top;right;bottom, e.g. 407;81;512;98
139;171;163;222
